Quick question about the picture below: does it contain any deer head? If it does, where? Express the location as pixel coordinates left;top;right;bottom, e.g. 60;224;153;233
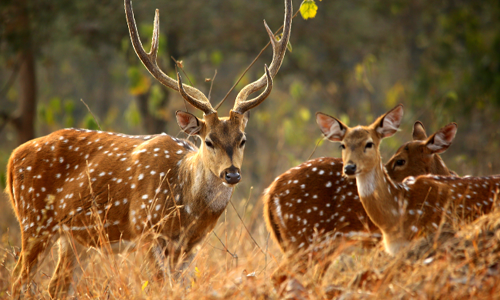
316;105;405;180
124;0;291;185
386;121;458;182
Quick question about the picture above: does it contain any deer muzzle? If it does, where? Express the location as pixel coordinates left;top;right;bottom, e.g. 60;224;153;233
344;164;357;176
222;167;241;185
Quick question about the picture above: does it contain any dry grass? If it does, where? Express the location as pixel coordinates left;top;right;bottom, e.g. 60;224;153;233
1;189;500;299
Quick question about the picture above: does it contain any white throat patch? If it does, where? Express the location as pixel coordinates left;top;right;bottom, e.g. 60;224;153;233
356;168;377;197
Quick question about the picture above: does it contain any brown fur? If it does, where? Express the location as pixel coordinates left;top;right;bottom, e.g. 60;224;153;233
8;116;247;296
263;121;456;256
322;105;497;255
9;0;294;294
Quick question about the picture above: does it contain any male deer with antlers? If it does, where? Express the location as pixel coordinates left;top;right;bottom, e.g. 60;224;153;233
7;0;292;297
316;105;499;255
263;121;458;255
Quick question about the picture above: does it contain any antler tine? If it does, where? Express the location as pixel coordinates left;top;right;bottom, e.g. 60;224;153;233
233;65;273;114
177;73;215;115
233;0;292;113
124;0;215;114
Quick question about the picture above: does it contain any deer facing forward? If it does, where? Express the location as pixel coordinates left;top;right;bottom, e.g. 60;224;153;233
263;121;458;256
316;105;499;255
7;0;292;297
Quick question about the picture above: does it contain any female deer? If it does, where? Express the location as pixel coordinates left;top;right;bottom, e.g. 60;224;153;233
263;121;458;254
316;105;498;255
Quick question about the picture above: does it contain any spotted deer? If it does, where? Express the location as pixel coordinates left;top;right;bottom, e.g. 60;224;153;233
263;121;458;255
316;104;499;255
7;0;292;297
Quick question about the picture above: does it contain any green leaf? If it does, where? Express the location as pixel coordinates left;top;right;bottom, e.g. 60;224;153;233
300;0;318;20
125;102;141;127
64;99;75;114
49;97;62;114
127;66;151;95
148;84;165;116
289;81;304;99
210;50;223;66
83;113;100;130
65;116;74;128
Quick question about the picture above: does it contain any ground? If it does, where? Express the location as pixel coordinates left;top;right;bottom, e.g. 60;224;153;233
1;189;500;299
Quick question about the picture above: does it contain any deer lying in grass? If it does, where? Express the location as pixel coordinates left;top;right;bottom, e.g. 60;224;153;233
316;104;499;255
263;121;458;255
7;0;292;297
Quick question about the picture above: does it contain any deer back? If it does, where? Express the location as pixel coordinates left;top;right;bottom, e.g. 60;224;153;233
7;129;210;246
263;120;457;254
263;157;373;252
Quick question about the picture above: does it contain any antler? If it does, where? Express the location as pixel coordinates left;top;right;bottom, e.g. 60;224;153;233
233;0;292;115
124;0;216;115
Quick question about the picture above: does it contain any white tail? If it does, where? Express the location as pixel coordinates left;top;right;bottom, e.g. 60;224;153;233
7;0;293;297
317;104;498;255
263;121;457;256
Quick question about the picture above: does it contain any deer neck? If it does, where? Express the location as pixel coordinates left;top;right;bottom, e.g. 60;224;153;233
180;151;233;215
431;155;451;176
355;161;404;233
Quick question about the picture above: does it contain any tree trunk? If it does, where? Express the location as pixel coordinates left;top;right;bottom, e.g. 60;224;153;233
11;0;37;145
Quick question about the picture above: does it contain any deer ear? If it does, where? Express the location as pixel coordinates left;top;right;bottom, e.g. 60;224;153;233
375;104;404;138
176;111;204;135
316;112;347;141
412;121;427;141
425;122;457;154
241;111;250;129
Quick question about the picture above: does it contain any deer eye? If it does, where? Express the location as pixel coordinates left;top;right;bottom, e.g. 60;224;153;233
239;139;246;148
395;159;406;167
339;144;346;150
205;140;214;148
365;142;374;149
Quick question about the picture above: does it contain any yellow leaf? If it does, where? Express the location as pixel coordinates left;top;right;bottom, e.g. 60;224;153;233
300;0;318;20
142;280;148;291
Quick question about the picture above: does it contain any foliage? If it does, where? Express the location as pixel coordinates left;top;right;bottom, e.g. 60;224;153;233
1;0;500;296
300;0;319;20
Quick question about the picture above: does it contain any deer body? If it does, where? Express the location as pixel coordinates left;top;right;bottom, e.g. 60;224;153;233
263;157;373;253
316;105;497;255
8;0;292;297
359;165;499;254
8;129;229;251
263;122;456;254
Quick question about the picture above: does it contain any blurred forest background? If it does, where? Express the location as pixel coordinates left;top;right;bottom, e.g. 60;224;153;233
0;0;500;229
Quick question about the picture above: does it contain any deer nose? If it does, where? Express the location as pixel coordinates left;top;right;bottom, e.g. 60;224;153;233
344;164;357;175
224;171;241;184
222;167;241;185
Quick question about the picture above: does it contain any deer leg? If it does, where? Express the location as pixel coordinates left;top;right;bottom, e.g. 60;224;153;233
12;234;52;298
165;246;196;290
147;237;169;282
48;235;87;298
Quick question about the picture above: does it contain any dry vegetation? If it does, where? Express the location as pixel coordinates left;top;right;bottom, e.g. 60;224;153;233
1;185;500;299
